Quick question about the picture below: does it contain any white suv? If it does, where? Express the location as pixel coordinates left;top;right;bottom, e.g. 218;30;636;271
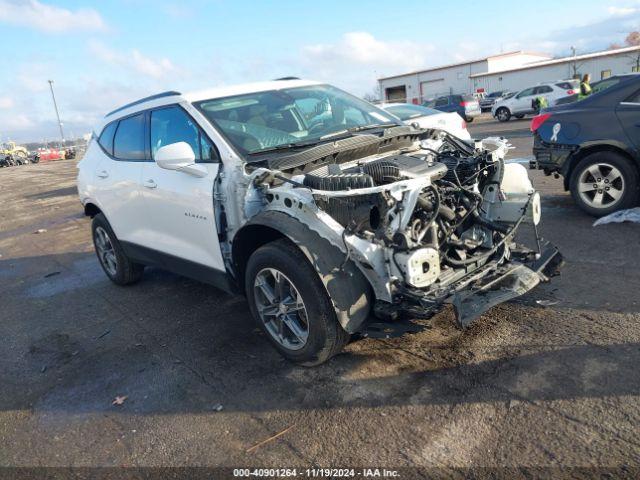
78;79;561;365
491;80;579;122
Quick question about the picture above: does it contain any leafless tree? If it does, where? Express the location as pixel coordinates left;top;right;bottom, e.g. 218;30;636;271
363;84;383;104
625;31;640;46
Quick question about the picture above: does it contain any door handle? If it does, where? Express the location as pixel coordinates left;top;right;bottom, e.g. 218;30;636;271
143;179;157;189
96;170;109;178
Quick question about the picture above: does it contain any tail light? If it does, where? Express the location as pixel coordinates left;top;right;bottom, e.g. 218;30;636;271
566;89;575;95
530;113;551;132
460;101;469;107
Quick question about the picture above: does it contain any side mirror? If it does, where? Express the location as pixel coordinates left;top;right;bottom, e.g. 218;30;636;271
154;142;207;178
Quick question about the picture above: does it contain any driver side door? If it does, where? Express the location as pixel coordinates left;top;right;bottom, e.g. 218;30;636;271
512;87;537;114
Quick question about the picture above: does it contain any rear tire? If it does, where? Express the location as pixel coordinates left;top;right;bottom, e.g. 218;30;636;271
569;152;639;217
245;239;350;366
465;116;474;123
496;107;511;122
92;213;144;285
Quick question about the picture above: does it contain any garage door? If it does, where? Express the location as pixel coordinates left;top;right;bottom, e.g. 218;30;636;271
420;79;445;101
385;85;407;102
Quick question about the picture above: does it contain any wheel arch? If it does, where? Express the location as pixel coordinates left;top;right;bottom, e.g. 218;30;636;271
83;202;102;217
232;210;372;333
563;143;639;191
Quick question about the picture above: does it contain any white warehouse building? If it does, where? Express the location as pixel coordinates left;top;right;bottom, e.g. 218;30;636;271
378;46;640;104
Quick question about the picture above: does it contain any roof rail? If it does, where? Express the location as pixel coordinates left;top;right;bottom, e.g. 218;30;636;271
274;76;300;81
105;91;182;117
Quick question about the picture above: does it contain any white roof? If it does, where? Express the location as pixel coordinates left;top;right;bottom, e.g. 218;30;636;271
183;79;322;102
470;45;640;78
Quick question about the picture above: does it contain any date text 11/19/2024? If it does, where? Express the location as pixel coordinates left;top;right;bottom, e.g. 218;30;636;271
233;468;400;477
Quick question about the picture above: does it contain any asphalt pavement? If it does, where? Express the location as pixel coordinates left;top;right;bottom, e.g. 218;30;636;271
1;122;639;478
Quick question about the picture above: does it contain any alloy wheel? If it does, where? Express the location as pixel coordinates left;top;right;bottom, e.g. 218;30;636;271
253;268;309;350
94;226;118;276
577;162;625;209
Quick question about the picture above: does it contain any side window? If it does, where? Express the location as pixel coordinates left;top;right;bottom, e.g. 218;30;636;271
113;114;146;160
151;106;200;160
151;106;219;163
435;97;448;107
200;134;219;163
98;122;117;156
516;87;536;98
535;85;553;94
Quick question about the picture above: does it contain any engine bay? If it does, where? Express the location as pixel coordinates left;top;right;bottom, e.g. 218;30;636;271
242;128;558;328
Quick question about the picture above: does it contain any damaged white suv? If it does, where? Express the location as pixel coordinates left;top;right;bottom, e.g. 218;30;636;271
78;79;562;365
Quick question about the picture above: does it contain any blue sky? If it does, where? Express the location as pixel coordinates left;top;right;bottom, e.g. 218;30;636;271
1;0;640;142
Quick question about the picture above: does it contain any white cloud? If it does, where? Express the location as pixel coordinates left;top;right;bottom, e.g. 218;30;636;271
299;32;435;94
88;40;178;79
303;32;434;71
608;6;638;16
0;0;107;33
0;97;13;109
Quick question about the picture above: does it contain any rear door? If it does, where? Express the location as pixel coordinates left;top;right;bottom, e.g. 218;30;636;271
92;114;147;245
141;104;225;271
534;85;554;105
616;90;640;149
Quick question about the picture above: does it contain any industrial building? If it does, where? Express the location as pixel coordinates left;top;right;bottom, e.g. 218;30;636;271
378;46;640;103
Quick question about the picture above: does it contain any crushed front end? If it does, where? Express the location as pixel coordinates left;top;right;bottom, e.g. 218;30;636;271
240;126;563;332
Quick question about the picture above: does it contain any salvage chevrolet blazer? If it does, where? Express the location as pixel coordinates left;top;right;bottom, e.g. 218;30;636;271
78;79;562;365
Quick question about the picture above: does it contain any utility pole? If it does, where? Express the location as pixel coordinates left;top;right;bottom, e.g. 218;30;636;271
48;80;65;146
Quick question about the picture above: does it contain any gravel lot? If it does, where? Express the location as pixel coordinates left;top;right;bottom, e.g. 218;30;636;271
1;119;639;478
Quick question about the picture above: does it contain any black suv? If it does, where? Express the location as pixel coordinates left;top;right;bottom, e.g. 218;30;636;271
531;74;640;216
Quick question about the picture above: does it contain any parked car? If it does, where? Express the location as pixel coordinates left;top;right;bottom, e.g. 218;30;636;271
531;74;640;216
78;79;560;365
492;80;579;122
378;102;471;140
36;147;65;161
429;94;481;122
479;90;511;112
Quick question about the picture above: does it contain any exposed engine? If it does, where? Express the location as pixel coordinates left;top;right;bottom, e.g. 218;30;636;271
247;129;556;328
293;135;540;295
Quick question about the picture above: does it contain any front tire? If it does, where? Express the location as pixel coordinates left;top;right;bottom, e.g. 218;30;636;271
92;213;144;285
496;107;511;122
245;239;350;366
569;152;639;217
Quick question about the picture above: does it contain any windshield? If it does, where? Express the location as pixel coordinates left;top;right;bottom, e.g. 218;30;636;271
195;84;399;156
384;103;440;120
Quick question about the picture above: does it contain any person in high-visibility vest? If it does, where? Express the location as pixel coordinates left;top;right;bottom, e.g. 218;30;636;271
580;74;592;97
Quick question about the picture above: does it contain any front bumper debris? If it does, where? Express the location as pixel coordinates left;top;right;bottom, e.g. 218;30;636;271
452;242;563;327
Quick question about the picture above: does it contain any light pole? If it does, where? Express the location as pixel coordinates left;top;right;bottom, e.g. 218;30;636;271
48;80;65;146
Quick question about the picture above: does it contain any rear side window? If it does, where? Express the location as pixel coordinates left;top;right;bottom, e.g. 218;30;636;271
150;106;219;163
114;114;146;160
98;122;117;155
435;97;448;106
536;85;553;94
555;82;576;90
